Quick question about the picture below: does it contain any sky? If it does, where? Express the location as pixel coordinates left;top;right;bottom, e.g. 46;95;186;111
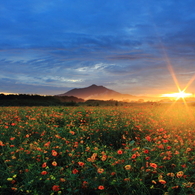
1;0;195;96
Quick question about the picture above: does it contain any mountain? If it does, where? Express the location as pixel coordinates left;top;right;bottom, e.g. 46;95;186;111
56;84;136;100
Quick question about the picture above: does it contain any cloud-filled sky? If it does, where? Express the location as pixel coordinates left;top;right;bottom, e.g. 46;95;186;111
1;0;195;96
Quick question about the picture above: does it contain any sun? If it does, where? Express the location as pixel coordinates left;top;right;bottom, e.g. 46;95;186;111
162;90;192;100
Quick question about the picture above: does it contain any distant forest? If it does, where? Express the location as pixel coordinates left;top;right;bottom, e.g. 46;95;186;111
0;94;131;106
0;94;84;106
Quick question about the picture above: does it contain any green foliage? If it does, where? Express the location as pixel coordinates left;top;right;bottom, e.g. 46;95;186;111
0;104;195;194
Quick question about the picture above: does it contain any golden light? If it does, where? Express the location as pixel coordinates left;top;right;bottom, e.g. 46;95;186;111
162;90;192;100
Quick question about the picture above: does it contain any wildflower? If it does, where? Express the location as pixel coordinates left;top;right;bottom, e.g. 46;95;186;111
152;180;157;184
117;149;123;154
97;168;104;174
60;178;66;182
72;168;79;174
44;141;50;147
145;136;151;142
0;141;5;146
98;185;104;190
41;171;47;175
159;179;166;184
42;162;47;168
78;161;85;167
144;149;149;154
10;137;15;141
162;139;168;143
181;164;186;168
52;185;60;192
186;148;192;152
52;150;58;157
124;178;130;181
82;181;88;188
124;165;131;170
150;163;157;169
131;153;137;159
69;130;75;135
101;155;107;161
52;161;57;166
94;147;98;150
176;171;184;178
145;156;150;160
167;172;175;177
111;172;116;176
167;146;171;150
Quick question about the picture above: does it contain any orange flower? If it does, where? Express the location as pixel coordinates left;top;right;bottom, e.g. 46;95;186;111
176;171;184;178
97;168;104;174
150;163;157;169
52;185;60;191
159;179;166;184
52;150;58;156
52;161;57;166
69;130;75;135
0;141;5;146
98;185;104;190
60;178;66;182
44;141;50;147
101;155;107;161
124;165;131;170
78;161;85;167
10;137;15;141
167;172;175;177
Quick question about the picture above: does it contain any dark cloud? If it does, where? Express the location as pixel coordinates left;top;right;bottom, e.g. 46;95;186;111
0;0;195;95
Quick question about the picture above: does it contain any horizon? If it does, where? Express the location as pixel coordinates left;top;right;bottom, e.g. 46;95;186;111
1;1;195;96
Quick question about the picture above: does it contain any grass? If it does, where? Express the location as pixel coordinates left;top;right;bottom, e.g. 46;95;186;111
0;104;195;194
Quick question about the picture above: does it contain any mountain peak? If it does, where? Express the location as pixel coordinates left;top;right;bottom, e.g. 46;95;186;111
56;84;135;100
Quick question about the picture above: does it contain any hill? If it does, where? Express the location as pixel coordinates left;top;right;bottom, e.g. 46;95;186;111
56;84;137;101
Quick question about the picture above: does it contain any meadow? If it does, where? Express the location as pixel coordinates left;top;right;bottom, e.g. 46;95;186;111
0;104;195;195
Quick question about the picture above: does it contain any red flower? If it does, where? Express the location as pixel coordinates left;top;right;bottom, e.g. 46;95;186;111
167;146;171;150
41;171;47;175
72;168;79;174
145;136;151;141
144;149;149;154
98;185;104;190
52;185;60;191
42;162;47;168
78;161;85;167
117;149;123;154
131;153;137;159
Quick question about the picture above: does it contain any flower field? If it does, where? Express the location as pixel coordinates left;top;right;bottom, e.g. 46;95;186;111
0;104;195;195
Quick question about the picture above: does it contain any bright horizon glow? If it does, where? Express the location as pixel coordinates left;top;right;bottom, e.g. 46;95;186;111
161;90;192;99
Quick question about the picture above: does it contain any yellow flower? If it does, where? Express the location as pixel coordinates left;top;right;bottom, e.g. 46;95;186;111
124;165;131;170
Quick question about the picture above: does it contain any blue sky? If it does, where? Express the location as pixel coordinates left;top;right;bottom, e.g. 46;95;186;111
1;0;195;96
